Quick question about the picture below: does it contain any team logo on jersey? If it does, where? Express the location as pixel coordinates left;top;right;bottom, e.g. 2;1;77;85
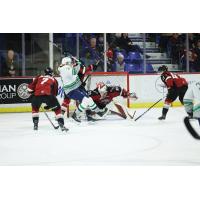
58;86;64;98
17;83;31;99
155;76;167;94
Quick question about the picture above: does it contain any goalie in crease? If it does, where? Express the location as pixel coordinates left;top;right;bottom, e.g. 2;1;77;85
61;81;138;121
86;82;137;121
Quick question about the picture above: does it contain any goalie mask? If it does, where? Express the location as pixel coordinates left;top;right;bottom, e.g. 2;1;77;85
97;82;107;96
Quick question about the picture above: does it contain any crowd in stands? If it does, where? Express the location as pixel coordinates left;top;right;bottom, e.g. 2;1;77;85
79;33;200;73
1;33;200;77
79;33;153;73
155;33;200;71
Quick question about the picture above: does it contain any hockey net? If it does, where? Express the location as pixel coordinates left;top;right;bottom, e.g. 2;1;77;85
85;72;130;107
64;72;131;117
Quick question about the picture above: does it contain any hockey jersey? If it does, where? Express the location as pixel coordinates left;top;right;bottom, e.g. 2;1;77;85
161;71;188;89
28;75;58;96
88;86;129;108
58;63;82;94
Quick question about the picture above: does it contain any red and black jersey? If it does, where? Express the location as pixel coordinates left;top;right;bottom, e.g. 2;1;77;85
28;75;58;96
78;64;93;82
161;71;188;90
88;86;129;108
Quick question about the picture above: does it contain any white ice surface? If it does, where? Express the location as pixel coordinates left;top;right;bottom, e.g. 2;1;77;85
0;107;200;165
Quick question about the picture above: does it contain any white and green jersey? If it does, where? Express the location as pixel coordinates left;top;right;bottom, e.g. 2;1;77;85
58;64;81;94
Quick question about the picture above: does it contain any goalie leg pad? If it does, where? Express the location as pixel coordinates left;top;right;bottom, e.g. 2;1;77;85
111;102;134;119
114;103;127;119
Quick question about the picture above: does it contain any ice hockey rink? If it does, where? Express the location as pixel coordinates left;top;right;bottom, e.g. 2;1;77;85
0;107;200;166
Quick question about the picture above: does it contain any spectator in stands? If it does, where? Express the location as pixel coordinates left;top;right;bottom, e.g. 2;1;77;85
167;33;184;64
106;48;115;72
107;33;118;48
193;40;200;71
0;49;19;77
158;33;171;53
53;60;60;75
115;33;150;58
188;33;196;49
96;34;104;52
181;49;198;72
81;37;104;71
112;53;126;71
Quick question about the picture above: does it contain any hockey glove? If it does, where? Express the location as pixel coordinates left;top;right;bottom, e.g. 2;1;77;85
129;92;138;100
92;64;98;71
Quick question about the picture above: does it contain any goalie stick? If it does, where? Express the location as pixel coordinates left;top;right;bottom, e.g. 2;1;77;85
183;117;200;140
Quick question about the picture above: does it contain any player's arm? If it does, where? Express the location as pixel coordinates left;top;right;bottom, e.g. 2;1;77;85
110;86;138;100
27;76;39;94
52;78;59;96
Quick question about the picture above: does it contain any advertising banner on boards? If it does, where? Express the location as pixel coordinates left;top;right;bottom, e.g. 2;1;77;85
0;78;33;104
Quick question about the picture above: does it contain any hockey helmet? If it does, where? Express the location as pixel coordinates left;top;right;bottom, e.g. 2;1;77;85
44;67;53;76
157;65;168;73
61;57;72;65
97;82;107;94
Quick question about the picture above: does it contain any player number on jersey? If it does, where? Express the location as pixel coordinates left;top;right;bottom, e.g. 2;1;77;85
41;77;49;85
170;73;179;79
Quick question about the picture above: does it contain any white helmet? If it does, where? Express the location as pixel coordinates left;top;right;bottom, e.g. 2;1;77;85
61;57;72;65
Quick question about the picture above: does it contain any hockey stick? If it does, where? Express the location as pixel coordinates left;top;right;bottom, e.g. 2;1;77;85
83;74;91;84
132;110;136;119
183;117;200;140
42;107;59;129
134;98;163;121
110;110;127;119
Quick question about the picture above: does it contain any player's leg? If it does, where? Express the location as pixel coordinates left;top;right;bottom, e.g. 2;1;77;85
85;109;97;121
45;95;68;132
158;90;177;120
61;94;71;117
68;87;107;122
85;102;108;121
179;85;188;105
79;87;109;118
183;86;193;118
191;86;200;120
31;96;42;130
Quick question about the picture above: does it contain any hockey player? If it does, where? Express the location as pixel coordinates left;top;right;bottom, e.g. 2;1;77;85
28;67;68;131
60;61;95;116
183;81;200;139
85;82;138;121
58;56;107;122
157;65;188;120
183;81;200;119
